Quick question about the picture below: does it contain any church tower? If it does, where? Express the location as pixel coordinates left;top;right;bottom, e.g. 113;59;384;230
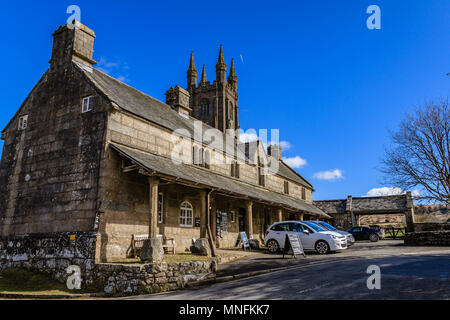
166;46;239;135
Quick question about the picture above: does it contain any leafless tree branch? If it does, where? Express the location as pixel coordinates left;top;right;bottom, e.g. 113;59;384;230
380;98;450;203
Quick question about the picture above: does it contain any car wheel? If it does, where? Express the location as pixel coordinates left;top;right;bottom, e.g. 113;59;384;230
267;239;280;253
315;240;330;254
369;233;379;242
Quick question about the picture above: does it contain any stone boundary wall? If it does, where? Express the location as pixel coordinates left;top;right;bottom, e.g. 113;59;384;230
0;232;217;296
413;223;450;232
405;231;450;246
96;260;216;296
0;232;97;285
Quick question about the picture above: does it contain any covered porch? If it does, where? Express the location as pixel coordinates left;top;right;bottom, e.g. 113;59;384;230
96;143;329;261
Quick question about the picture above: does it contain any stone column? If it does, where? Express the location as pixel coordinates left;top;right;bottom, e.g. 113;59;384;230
277;208;283;222
148;177;159;238
141;176;163;263
298;213;304;221
346;195;354;227
246;200;253;237
199;190;207;238
405;191;415;232
211;197;217;243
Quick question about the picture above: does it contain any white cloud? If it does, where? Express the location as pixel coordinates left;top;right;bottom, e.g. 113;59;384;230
278;141;292;151
239;132;258;143
97;57;130;83
282;156;307;169
365;187;421;197
313;169;344;181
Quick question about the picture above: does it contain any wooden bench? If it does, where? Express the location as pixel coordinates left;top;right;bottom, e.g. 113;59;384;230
132;234;176;257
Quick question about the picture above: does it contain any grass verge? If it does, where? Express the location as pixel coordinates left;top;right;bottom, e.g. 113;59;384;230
0;269;93;295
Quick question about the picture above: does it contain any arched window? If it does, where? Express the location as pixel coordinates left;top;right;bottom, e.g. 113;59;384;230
180;202;194;227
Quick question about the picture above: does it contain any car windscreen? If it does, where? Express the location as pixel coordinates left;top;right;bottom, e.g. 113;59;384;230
318;222;336;231
303;222;326;232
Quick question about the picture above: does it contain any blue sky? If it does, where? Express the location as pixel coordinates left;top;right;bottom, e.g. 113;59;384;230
0;1;449;200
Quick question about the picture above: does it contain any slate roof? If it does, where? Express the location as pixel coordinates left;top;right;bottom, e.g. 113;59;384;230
314;195;408;214
110;143;329;217
74;61;315;190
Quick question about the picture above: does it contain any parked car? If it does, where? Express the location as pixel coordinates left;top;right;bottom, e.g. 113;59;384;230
347;226;384;242
264;221;348;254
308;221;355;246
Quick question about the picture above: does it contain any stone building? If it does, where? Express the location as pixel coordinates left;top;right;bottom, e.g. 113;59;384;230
0;22;328;263
314;193;416;231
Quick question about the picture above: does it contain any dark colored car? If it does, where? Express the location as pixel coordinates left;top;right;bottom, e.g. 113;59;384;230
347;226;384;242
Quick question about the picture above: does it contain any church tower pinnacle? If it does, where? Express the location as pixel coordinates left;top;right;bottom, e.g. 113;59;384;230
200;64;207;86
187;51;197;92
216;45;227;83
228;58;237;89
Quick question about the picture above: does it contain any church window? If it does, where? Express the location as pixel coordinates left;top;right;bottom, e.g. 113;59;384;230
200;100;210;119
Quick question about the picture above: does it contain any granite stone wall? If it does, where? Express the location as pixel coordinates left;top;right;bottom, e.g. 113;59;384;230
404;231;450;246
0;232;217;296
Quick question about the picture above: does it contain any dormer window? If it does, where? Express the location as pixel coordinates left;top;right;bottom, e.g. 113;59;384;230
82;96;94;113
18;115;28;130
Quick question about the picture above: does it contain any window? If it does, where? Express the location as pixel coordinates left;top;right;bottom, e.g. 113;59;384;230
204;150;210;169
271;223;291;232
193;145;199;165
230;211;235;222
301;187;306;200
82;96;94;113
200;100;210;119
158;193;164;224
292;223;303;233
284;181;289;194
228;102;233;120
180;202;193;227
258;167;265;187
18;115;28;130
231;161;240;178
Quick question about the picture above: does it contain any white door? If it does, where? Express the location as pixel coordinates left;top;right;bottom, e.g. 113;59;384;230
297;223;315;249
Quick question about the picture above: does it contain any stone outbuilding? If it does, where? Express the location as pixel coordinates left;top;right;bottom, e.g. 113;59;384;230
314;193;416;231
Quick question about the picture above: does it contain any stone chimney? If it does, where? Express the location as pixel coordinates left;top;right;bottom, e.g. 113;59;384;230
267;144;282;160
50;21;97;71
166;86;192;115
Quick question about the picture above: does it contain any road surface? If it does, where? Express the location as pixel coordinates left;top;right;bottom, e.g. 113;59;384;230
130;252;450;300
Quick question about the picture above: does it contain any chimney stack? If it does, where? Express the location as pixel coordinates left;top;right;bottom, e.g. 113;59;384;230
267;144;282;160
166;86;192;115
50;21;97;71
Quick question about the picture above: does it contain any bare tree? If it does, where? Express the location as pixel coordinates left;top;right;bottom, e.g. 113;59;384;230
380;98;450;203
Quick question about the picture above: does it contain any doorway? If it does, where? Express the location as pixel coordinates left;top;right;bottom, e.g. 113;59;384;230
238;208;246;232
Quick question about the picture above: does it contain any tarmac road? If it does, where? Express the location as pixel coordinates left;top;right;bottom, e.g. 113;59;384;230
130;248;450;300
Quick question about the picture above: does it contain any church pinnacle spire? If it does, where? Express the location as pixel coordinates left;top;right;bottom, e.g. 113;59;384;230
187;51;198;92
189;51;196;71
228;58;237;88
218;45;225;65
216;45;227;83
200;64;207;85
